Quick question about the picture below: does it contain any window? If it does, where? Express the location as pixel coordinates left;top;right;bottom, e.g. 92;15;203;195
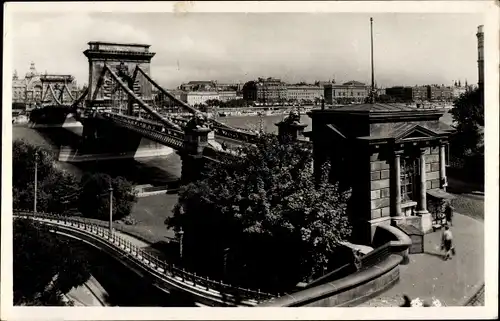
401;157;419;202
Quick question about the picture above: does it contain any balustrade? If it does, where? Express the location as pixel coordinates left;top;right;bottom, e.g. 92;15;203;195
13;210;276;304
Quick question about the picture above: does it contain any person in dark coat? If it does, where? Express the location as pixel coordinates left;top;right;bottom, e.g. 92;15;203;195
441;225;454;260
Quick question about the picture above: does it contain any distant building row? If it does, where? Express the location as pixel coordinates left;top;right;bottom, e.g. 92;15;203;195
170;77;474;107
242;77;372;105
12;62;80;106
384;81;473;103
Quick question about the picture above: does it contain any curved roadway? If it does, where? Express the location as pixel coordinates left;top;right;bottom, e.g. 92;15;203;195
14;211;275;307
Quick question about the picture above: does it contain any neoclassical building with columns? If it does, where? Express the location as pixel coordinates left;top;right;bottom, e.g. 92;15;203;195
306;103;454;245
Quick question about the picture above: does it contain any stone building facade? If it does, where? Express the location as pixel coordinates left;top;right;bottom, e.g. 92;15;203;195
12;62;79;107
286;85;323;103
218;90;238;102
307;103;454;246
323;81;370;104
427;85;453;102
385;85;453;102
242;77;287;104
181;91;220;105
180;81;217;92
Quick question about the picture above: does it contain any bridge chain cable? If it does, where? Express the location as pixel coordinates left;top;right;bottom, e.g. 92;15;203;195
103;65;182;131
64;84;76;101
13;210;277;306
48;84;64;106
135;66;251;132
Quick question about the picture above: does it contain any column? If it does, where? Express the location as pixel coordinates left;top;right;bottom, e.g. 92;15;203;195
393;151;402;217
417;147;428;213
439;143;448;191
417;147;432;234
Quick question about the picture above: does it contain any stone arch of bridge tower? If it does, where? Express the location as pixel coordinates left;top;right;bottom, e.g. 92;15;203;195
83;41;156;110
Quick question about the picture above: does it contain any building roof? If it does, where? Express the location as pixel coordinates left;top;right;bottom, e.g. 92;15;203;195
186;81;215;85
87;41;151;48
342;81;366;86
186;91;218;95
331;103;419;112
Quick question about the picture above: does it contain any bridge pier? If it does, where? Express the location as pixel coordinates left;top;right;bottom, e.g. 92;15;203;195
179;126;211;185
59;117;174;162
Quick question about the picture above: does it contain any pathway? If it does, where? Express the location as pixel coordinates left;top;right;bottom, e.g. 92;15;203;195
358;213;484;307
65;275;108;306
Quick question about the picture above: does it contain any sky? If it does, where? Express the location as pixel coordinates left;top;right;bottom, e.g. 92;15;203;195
9;12;484;89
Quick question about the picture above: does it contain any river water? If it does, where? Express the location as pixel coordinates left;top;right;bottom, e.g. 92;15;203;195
12;111;451;186
12;110;453;306
12;114;297;185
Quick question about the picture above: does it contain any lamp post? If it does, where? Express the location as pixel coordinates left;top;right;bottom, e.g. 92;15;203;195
177;228;184;260
223;247;230;279
34;152;39;214
108;184;114;235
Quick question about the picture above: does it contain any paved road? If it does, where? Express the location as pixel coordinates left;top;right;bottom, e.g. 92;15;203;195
65;275;108;306
358;213;484;307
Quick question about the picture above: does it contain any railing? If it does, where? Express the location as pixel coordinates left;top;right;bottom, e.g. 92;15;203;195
258;224;412;307
212;126;259;143
14;210;276;306
463;283;485;306
104;111;260;146
101;112;185;150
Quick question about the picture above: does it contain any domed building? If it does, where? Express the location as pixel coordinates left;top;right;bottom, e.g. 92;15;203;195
12;62;43;106
12;62;80;108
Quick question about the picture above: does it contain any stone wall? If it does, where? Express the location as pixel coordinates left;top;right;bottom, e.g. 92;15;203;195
369;152;391;220
89;60;153;102
425;146;441;189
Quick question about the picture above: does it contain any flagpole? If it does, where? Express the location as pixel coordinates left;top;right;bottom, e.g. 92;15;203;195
370;17;375;103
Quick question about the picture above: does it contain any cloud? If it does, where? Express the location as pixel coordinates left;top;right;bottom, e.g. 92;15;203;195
9;12;483;89
11;13;152;85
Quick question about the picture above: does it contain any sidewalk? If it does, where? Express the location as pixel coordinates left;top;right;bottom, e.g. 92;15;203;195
358;213;484;307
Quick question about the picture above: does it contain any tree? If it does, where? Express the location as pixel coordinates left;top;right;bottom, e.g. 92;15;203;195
205;99;221;107
449;88;484;181
78;173;137;221
14;219;91;305
13;140;79;213
166;134;352;292
450;87;484;157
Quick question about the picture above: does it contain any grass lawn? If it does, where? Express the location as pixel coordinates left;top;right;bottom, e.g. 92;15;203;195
118;193;179;244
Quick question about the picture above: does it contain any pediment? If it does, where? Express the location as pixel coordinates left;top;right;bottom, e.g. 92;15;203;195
395;125;439;142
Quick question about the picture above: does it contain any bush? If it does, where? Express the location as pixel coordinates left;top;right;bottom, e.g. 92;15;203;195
13;140;79;213
166;134;351;292
14;219;91;305
78;173;138;221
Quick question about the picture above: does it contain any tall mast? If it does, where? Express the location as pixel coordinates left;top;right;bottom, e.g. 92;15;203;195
370;17;375;103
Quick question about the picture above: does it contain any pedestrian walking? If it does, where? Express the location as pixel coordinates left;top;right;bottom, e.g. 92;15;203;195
441;225;454;261
445;203;454;226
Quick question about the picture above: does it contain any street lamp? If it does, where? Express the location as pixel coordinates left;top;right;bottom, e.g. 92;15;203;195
177;228;184;260
223;247;230;279
108;183;114;235
34;152;39;214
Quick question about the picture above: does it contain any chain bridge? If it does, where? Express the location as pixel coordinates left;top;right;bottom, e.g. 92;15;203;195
22;42;312;304
40;41;310;181
39;74;78;107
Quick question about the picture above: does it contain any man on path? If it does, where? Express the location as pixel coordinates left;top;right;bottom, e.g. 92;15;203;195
441;225;454;261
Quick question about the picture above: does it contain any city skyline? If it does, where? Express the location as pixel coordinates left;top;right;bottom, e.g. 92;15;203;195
11;12;483;90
